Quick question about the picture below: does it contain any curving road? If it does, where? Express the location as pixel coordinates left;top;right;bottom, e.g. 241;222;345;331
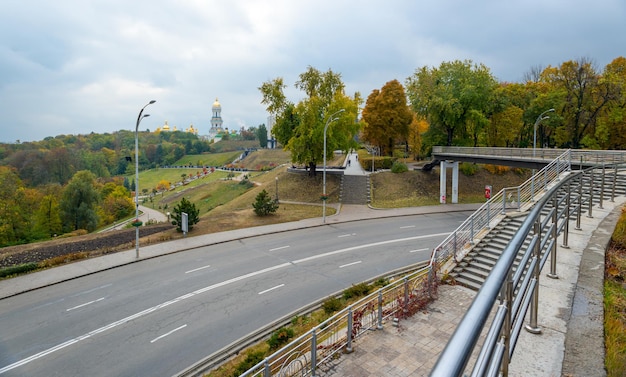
0;212;472;376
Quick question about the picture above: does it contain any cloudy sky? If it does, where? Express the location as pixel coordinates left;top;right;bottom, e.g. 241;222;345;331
1;0;623;143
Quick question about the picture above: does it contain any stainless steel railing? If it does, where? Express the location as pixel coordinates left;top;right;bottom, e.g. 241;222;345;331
430;163;626;377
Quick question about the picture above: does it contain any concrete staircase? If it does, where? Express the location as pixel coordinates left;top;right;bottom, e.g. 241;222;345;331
340;174;370;204
451;169;626;292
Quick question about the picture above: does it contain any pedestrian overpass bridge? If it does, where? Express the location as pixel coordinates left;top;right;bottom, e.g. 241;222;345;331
425;146;626;204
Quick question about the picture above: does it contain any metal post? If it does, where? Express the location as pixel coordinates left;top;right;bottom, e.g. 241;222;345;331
486;201;491;229
576;174;583;230
587;168;596;219
311;329;317;377
470;216;475;245
263;359;270;377
403;277;409;315
599;164;605;209
346;306;353;353
377;291;383;330
548;196;558;279
134;100;156;259
275;177;278;202
453;231;458;257
562;181;571;248
611;166;617;202
517;186;521;211
502;187;506;214
502;274;513;376
525;220;542;334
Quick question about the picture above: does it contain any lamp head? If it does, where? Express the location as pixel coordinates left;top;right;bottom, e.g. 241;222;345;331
149;100;156;104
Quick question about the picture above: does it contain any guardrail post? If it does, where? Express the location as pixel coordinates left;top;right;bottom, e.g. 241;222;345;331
548;195;558;279
501;274;513;377
562;181;571;249
543;168;548;191
502;188;506;214
599;164;605;209
531;171;536;202
525;220;542;334
263;359;270;377
470;216;475;245
311;329;317;377
575;172;583;230
611;166;617;202
377;291;383;330
346;306;353;353
517;186;521;211
403;277;409;315
453;231;458;257
587;169;596;219
486;201;491;229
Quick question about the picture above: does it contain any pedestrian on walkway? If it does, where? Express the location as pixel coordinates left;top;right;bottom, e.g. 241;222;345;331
348;159;351;166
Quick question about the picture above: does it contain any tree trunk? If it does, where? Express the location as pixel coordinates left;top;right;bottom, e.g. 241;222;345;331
308;161;317;177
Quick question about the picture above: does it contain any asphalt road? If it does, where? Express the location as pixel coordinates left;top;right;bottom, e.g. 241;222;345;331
0;212;471;377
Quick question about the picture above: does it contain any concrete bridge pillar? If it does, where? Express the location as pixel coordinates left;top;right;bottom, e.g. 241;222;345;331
439;160;459;204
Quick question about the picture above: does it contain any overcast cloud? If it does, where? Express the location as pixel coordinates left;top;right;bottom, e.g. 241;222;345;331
0;0;623;143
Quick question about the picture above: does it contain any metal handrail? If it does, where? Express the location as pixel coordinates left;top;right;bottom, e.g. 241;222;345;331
239;267;435;377
430;163;626;376
432;146;626;166
430;149;573;269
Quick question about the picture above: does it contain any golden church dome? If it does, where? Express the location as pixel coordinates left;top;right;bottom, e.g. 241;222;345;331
212;98;221;109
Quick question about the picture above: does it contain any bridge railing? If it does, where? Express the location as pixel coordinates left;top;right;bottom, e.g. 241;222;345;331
432;146;626;166
430;162;626;376
430;150;573;267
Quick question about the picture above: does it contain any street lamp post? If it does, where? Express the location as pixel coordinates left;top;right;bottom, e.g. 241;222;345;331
323;109;345;223
533;108;555;158
135;100;156;258
531;108;554;200
275;176;279;202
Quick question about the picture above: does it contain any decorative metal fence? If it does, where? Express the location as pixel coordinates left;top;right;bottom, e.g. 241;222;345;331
239;268;436;377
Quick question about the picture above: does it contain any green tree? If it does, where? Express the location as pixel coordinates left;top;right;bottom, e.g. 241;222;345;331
257;124;268;148
598;57;626;149
171;197;200;232
0;167;30;245
361;79;413;156
259;66;361;176
542;57;618;148
406;60;498;147
252;189;278;216
32;184;63;238
60;170;100;232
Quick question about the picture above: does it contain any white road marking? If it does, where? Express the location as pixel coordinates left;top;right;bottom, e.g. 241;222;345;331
293;232;449;264
269;245;290;251
66;297;105;312
409;248;430;253
150;324;187;344
71;284;112;297
337;233;355;238
258;284;285;295
339;261;362;268
185;264;211;274
0;231;450;374
400;225;416;229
